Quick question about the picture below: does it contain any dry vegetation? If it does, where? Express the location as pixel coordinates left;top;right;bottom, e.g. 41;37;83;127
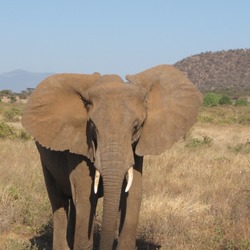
0;101;250;249
140;123;250;249
175;49;250;95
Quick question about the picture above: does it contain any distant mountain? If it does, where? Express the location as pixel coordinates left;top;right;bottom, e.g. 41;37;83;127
175;49;250;95
0;69;54;93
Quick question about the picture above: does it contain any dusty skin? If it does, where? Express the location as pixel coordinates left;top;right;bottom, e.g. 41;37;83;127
20;65;202;250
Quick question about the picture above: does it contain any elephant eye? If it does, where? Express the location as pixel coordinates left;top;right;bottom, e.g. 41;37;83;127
133;124;139;132
133;119;143;131
133;121;139;131
81;95;92;112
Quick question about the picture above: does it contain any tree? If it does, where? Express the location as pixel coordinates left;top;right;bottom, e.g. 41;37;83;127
0;90;13;97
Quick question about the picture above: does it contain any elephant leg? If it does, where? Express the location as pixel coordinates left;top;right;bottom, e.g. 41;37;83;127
118;155;143;250
67;198;76;249
68;156;98;250
42;162;70;250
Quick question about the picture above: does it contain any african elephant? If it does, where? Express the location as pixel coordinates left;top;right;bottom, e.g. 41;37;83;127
21;65;202;250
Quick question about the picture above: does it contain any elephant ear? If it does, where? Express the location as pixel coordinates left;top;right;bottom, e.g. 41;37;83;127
21;73;100;155
126;65;203;156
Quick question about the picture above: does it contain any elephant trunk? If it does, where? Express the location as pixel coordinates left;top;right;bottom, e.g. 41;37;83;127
95;137;134;249
99;174;124;250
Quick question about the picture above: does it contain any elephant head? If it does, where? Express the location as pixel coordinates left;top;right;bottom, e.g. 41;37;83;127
22;65;202;249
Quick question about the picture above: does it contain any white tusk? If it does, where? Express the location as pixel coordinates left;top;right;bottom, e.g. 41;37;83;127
125;167;134;193
94;170;100;194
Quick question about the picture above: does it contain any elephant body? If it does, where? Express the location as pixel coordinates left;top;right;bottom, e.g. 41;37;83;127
22;65;202;249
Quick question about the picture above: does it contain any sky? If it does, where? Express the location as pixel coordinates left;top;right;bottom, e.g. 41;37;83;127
0;1;249;77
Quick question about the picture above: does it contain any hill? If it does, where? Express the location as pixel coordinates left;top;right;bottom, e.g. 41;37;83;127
1;49;250;94
174;49;250;95
0;69;53;93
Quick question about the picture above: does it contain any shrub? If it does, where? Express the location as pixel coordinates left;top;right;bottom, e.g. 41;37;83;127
10;95;17;103
228;141;250;154
203;93;234;107
203;93;221;107
19;91;28;100
239;114;250;125
198;115;214;123
219;94;232;105
3;107;22;122
235;98;248;106
18;130;32;140
185;136;213;148
0;122;31;140
0;122;16;139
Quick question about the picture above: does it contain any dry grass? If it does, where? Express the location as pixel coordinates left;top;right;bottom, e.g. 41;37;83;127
140;123;250;249
0;105;250;249
0;140;50;249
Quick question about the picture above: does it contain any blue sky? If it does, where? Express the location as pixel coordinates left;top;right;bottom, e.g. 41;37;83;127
0;1;249;76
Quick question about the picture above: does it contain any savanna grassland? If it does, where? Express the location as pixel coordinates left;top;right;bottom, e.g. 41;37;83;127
0;101;250;250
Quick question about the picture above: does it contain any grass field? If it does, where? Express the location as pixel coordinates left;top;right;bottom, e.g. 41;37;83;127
0;102;249;249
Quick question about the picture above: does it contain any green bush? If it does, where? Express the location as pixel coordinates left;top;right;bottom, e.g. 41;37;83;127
18;129;32;140
0;122;16;139
203;93;234;106
219;94;232;105
235;98;248;106
3;107;22;122
0;121;31;140
203;93;221;107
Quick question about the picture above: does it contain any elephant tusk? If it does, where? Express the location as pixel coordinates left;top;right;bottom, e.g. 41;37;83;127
94;170;100;194
125;167;133;192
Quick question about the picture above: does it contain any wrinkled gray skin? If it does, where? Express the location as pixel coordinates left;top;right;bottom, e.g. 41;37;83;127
22;65;202;250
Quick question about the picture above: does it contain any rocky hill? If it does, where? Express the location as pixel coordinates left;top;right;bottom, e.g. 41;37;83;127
175;49;250;95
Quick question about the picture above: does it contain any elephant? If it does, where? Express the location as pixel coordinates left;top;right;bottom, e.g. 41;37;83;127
21;65;202;250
